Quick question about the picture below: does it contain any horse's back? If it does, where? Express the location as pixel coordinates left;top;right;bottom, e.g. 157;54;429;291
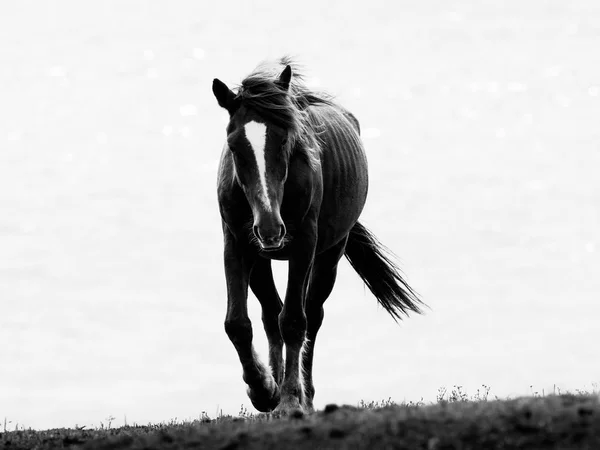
343;110;361;136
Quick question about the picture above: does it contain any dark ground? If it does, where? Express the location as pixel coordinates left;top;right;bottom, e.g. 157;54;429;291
2;394;599;449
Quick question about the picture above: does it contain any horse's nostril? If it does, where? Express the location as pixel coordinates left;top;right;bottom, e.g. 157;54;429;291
279;224;286;240
253;225;261;241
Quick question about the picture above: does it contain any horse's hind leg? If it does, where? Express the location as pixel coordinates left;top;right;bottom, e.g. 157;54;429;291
303;236;348;412
250;258;284;385
223;230;279;412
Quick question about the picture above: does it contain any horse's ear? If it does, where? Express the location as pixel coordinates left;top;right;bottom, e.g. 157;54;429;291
277;65;292;91
212;78;239;115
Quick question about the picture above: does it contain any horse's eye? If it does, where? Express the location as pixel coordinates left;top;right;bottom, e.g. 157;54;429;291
281;137;288;148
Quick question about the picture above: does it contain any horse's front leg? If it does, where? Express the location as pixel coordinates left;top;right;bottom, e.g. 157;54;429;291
249;258;284;386
274;228;317;414
223;228;280;412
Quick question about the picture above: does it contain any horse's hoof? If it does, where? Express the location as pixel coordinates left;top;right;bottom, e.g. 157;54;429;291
303;403;315;414
272;398;304;416
247;384;280;413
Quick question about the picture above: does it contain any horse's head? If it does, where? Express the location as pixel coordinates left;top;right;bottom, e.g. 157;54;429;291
213;66;293;251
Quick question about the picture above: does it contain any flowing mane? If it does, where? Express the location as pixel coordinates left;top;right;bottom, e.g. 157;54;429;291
235;57;336;169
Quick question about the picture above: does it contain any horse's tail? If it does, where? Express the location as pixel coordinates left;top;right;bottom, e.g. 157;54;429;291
344;221;424;321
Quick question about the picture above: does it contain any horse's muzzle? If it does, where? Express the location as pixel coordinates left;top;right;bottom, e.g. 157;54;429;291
259;239;284;251
253;223;286;251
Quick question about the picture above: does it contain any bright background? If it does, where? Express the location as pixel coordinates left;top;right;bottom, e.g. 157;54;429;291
1;0;599;430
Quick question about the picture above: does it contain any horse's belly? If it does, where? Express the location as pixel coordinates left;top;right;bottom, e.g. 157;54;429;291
317;147;368;250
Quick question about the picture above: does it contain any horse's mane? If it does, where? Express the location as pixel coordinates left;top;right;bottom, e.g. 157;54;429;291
236;57;337;169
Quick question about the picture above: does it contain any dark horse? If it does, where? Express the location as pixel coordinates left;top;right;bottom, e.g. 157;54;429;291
212;57;422;415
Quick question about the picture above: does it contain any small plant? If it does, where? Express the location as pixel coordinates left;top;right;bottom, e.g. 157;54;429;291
358;397;396;409
99;415;116;430
238;404;255;419
438;385;494;403
473;384;491;402
448;385;469;403
403;397;425;407
437;386;448;403
575;383;600;396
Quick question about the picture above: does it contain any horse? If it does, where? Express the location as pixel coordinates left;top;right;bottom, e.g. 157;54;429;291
212;57;423;415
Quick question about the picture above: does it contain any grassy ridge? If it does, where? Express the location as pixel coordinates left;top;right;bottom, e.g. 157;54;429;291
2;394;599;449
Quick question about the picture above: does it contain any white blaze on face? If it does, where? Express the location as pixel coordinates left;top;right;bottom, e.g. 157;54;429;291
244;121;272;212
